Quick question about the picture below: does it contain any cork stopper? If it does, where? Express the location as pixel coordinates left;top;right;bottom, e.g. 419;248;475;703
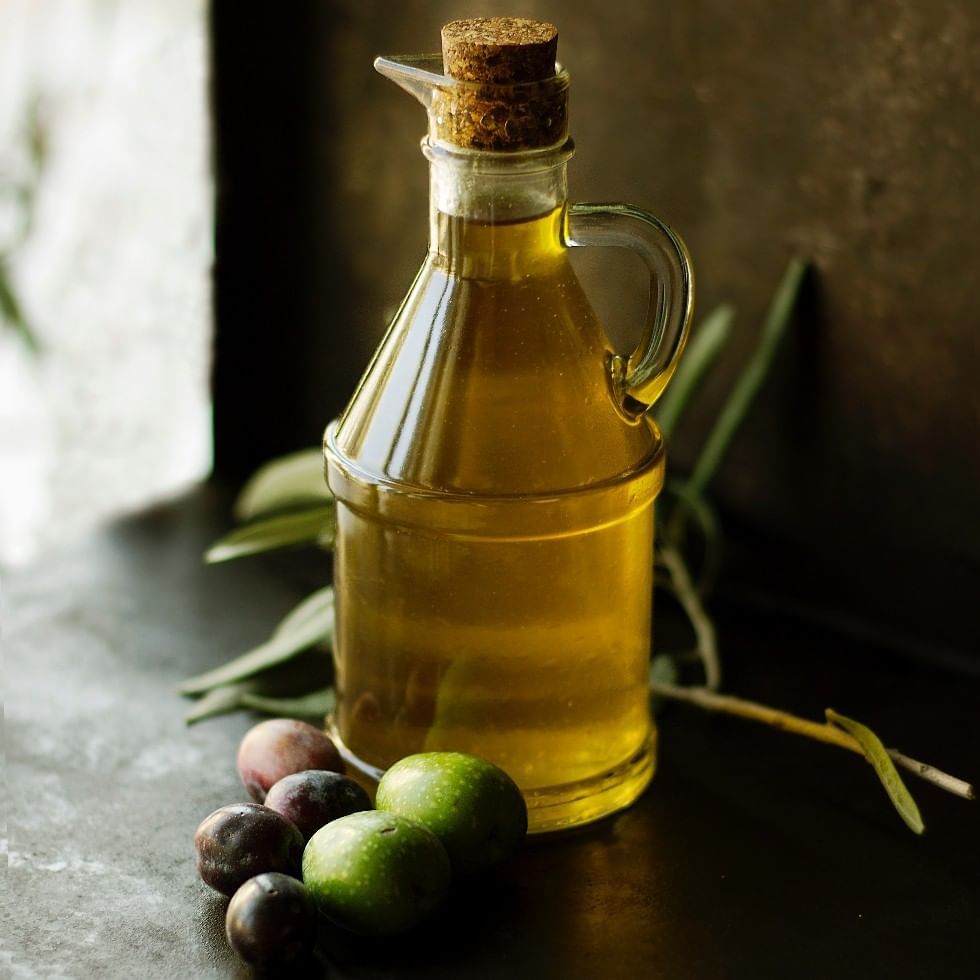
441;17;558;83
433;17;566;151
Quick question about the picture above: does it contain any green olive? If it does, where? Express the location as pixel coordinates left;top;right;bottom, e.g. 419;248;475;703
376;752;527;873
302;810;450;935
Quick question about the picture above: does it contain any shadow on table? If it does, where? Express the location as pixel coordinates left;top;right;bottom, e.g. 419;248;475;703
193;808;671;979
317;810;667;979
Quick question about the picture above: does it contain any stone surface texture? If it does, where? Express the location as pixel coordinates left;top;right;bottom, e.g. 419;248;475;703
5;487;979;977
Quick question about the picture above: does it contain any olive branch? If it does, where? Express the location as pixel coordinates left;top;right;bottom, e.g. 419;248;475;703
179;258;974;833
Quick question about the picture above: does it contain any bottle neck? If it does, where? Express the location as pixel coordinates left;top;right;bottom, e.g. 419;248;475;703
424;139;573;276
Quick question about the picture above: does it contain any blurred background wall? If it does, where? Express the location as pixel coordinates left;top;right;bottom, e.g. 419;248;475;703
0;0;211;563
2;1;974;665
213;0;979;663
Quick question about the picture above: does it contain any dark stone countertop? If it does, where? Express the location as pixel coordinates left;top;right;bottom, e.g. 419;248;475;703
6;484;979;979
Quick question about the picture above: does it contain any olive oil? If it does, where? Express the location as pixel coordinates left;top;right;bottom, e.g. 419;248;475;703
326;22;693;832
325;208;665;831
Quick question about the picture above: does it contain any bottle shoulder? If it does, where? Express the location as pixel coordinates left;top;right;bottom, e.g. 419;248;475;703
329;259;663;497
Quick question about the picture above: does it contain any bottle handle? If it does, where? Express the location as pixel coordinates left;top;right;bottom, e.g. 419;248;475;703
564;203;695;417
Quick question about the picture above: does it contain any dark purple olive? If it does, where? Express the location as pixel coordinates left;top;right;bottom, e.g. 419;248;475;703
237;719;344;803
194;803;304;896
264;770;372;840
225;872;317;966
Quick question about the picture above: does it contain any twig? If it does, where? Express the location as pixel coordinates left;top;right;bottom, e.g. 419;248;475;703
657;543;722;690
649;680;975;801
886;749;975;801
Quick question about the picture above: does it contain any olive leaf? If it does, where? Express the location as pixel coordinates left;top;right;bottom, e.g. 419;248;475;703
655;302;735;439
205;504;336;564
185;682;259;724
272;587;335;639
185;682;337;726
826;708;926;835
187;685;335;724
183;645;335;724
685;258;807;498
239;688;336;719
178;595;334;695
234;448;332;522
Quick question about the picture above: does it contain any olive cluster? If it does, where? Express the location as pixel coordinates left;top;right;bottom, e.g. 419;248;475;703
194;719;527;968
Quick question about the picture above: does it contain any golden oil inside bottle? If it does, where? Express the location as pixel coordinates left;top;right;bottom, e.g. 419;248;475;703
325;206;664;831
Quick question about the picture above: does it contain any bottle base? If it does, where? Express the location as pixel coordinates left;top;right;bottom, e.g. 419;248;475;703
326;721;656;835
522;732;656;833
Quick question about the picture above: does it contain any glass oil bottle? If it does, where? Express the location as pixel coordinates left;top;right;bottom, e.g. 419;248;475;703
324;18;694;832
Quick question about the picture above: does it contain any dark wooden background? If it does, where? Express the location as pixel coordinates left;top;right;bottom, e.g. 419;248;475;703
211;0;979;663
